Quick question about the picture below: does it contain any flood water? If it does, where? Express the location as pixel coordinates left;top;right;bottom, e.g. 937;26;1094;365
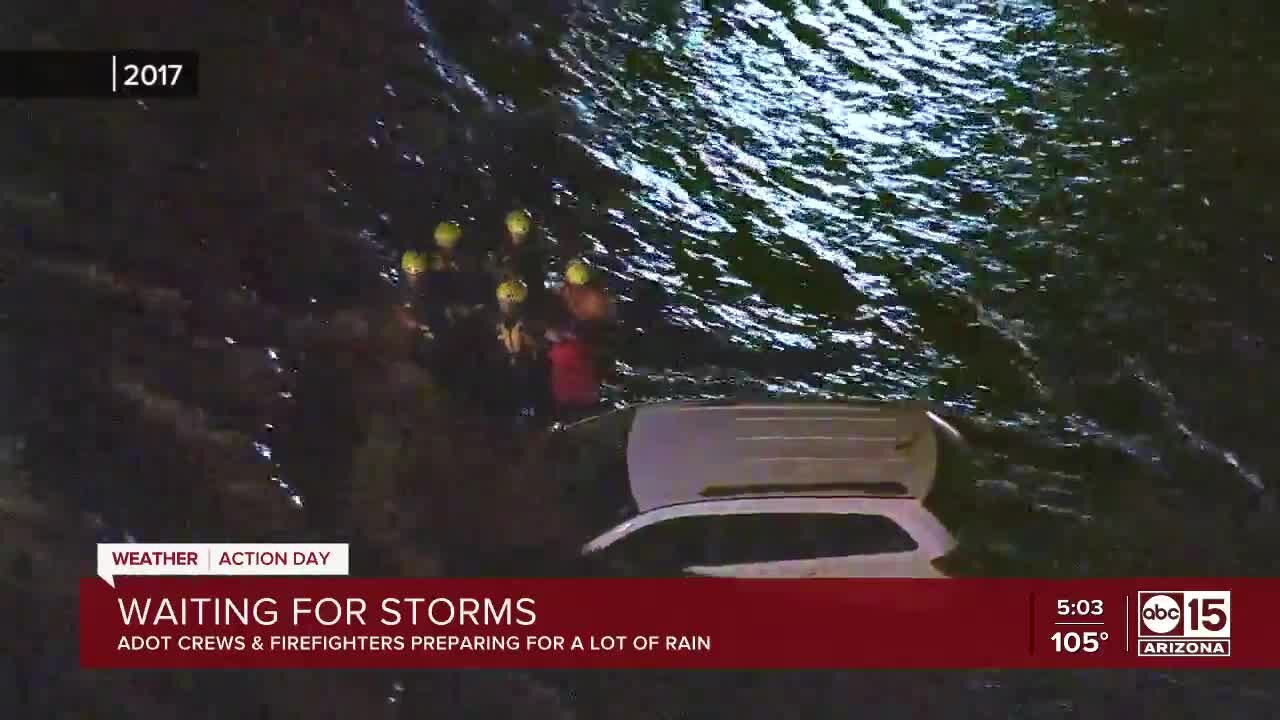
3;0;1279;716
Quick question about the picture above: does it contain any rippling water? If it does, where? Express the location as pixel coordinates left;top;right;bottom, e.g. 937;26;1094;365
3;0;1280;716
535;0;1275;576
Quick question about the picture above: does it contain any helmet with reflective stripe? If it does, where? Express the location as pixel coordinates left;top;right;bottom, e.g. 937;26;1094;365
505;209;532;237
497;278;529;304
565;259;591;286
434;221;462;249
401;250;427;276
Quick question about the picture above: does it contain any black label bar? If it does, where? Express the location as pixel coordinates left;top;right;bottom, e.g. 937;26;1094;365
0;51;199;99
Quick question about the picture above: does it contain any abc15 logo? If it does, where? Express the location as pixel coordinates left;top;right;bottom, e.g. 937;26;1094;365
1137;591;1230;638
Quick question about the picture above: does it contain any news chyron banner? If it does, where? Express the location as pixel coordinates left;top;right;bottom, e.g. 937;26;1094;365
83;544;1280;668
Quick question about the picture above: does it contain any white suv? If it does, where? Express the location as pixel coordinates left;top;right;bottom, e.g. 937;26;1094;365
547;399;961;578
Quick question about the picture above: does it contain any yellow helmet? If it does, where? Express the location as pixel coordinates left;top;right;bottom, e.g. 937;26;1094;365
565;259;592;286
505;209;532;237
400;250;427;276
496;278;529;304
434;221;462;249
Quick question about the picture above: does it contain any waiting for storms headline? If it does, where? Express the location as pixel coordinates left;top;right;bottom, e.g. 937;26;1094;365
119;595;537;628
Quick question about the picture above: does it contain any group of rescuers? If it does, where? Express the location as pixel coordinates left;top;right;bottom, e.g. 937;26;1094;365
395;209;617;422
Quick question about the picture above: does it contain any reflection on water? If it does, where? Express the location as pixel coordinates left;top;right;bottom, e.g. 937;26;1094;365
550;0;1275;576
3;0;1280;716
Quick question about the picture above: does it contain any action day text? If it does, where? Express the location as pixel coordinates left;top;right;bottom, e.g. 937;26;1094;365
111;549;334;568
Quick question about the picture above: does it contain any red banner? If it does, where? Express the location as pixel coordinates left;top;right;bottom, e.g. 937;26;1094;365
80;578;1278;669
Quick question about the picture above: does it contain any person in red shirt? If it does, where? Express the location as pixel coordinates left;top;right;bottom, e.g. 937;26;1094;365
555;258;620;385
544;321;600;419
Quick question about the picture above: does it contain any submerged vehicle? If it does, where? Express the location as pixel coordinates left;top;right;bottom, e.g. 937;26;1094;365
547;399;962;578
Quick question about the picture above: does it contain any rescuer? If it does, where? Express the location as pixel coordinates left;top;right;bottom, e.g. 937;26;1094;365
493;278;547;418
558;259;616;327
429;221;463;272
421;221;487;334
555;258;618;388
397;249;433;339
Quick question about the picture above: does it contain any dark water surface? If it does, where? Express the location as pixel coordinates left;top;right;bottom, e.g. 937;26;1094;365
3;0;1279;716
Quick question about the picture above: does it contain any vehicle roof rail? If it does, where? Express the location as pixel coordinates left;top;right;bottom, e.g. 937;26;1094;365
699;481;910;498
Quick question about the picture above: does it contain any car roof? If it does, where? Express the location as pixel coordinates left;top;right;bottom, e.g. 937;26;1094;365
625;399;940;514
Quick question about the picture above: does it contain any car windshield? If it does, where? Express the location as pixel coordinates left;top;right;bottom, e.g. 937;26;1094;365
543;406;640;540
